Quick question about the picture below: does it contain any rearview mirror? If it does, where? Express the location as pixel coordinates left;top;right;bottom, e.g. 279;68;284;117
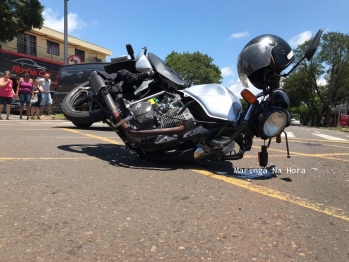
126;44;135;60
304;29;323;61
281;28;323;78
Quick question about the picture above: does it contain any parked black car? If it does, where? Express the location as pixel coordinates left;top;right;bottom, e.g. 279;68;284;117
53;62;109;110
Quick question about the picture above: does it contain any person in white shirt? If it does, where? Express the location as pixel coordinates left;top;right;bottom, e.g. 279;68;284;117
39;73;53;115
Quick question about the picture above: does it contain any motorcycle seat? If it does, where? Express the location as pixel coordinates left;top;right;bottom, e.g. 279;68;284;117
148;53;187;90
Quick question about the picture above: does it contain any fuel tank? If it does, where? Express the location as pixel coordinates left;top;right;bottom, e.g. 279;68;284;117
178;84;242;121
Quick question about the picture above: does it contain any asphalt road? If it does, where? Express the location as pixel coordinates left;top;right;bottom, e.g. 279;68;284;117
0;120;348;261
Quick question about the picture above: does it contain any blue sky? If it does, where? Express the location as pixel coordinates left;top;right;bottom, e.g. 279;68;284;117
39;0;349;96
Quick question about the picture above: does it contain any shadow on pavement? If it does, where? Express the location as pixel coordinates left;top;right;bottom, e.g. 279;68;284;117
57;143;177;171
57;143;277;180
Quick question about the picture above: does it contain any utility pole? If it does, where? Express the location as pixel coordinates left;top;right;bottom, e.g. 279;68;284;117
64;0;69;65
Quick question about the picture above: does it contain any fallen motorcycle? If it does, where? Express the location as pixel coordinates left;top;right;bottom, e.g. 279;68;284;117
62;29;322;168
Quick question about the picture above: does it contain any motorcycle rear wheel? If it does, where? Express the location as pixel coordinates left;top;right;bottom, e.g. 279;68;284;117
61;81;107;127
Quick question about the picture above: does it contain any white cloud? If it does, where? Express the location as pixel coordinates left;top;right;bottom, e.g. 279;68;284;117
289;31;312;48
230;31;250;39
227;78;261;98
221;66;234;77
43;8;87;34
317;78;327;86
227;83;243;98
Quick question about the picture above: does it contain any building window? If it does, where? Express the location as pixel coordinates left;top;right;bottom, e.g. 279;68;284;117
90;57;102;62
75;48;85;62
17;33;37;56
47;40;60;56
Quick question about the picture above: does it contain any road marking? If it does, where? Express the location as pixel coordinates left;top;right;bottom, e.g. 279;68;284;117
253;146;349;162
62;128;123;145
0;157;94;161
0;128;58;131
281;131;295;138
293;141;349;150
61;128;349;222
191;169;349;222
311;133;346;141
288;137;349;144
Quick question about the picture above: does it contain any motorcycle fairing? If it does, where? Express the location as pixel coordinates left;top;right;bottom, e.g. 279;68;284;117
178;84;242;121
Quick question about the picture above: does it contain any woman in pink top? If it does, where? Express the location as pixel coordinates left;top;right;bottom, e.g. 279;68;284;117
15;71;33;120
0;70;15;120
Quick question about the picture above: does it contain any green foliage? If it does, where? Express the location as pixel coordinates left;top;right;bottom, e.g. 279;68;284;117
289;106;309;123
164;51;222;86
319;32;349;102
283;31;349;126
239;98;248;110
0;0;44;42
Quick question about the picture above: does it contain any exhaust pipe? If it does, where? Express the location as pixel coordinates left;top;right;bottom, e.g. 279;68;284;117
89;72;186;137
194;148;207;160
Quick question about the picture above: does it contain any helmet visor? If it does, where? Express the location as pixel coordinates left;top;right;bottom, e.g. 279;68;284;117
272;45;294;69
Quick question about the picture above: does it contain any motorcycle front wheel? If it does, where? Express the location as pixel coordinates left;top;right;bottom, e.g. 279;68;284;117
61;81;107;127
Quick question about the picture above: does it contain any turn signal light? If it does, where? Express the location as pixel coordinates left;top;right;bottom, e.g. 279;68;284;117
241;89;257;105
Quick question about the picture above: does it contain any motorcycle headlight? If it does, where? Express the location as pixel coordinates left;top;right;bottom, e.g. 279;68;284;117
258;108;287;139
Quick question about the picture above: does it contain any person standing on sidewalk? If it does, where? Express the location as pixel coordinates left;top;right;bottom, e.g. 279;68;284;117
0;71;15;120
31;78;43;119
16;71;33;120
39;73;52;116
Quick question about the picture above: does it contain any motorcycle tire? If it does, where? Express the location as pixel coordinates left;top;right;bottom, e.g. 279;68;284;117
72;122;93;128
61;82;107;126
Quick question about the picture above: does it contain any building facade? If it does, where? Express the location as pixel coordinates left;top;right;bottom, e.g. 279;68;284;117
0;26;112;91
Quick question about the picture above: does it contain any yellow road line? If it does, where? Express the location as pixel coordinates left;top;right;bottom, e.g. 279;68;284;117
60;128;349;222
0;157;94;161
253;146;349;162
191;168;349;222
62;128;123;145
252;137;349;145
0;128;55;130
288;138;349;144
254;138;349;150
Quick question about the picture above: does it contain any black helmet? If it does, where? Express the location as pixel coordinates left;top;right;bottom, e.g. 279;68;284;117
237;34;294;90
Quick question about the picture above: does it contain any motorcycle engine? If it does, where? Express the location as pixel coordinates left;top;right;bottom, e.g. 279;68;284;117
128;95;195;133
129;102;156;129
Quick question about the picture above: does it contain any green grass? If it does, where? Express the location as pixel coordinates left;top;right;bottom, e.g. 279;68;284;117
39;113;66;120
323;126;349;132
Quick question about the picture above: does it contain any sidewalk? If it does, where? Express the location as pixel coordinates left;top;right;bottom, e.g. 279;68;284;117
1;113;66;121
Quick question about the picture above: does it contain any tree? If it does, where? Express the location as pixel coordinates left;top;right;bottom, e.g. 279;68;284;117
165;51;222;86
319;32;349;126
283;40;326;126
283;31;349;126
0;0;44;42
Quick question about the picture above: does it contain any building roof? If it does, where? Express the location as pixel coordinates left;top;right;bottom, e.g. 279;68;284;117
30;26;112;56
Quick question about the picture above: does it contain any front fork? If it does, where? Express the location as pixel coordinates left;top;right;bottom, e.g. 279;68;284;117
228;104;291;167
